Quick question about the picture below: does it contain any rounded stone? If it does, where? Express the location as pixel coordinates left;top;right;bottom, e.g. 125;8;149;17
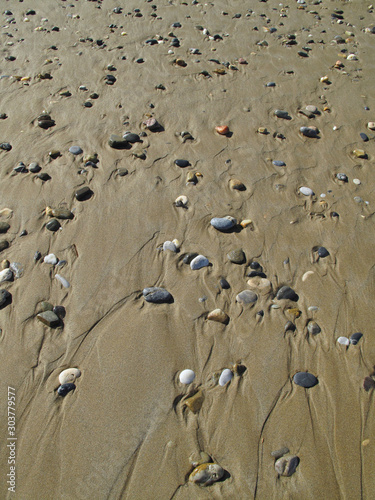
360;133;369;142
307;321;321;335
271;447;290;459
306;105;318;113
59;368;81;385
336;173;348;182
190;255;209;270
367;122;375;131
276;286;299;301
37;311;60;328
0;240;9;252
182;253;198;264
163;241;177;252
122;133;140;143
229;179;245;191
29;162;41;173
46;219;61;232
0;268;12;283
108;135;128;149
317;246;329;258
227;249;246;264
207;309;229;324
57;383;76;397
143;287;173;303
220;277;230;289
300;126;318;138
69;146;83;155
299;186;314;196
275;455;300;476
44;253;58;265
273;160;286;167
143;118;159;130
175;159;190;168
274;110;290;119
0;222;10;233
179;369;195;384
247;277;272;294
350;332;363;345
219;368;233;386
293;372;318;388
337;336;349;345
47;207;74;220
175;195;188;207
189;463;224;486
75;186;93;201
236;290;258;304
0;289;11;308
210;216;237;231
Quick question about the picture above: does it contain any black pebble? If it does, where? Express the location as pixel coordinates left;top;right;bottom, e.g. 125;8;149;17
220;277;230;289
75;186;93;201
57;383;76;397
318;246;330;258
250;261;261;269
46;219;61;232
175;159;190;167
29;163;41;173
37;173;51;181
53;305;66;319
34;251;42;261
276;286;299;301
360;133;369;142
350;332;363;345
248;271;267;278
20;230;27;236
182;252;198;264
0;289;11;308
293;372;318;388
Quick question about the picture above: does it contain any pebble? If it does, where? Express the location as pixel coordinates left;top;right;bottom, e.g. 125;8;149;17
299;186;314;196
350;332;363;345
0;222;10;233
306;105;318;113
207;309;229;324
143;118;159;131
219;368;233;386
108;135;129;149
55;274;70;288
190;255;209;270
189;463;224;486
46;207;74;219
37;311;60;328
274;110;290;119
179;369;195;384
210;216;237;231
229;179;245;190
247;277;272;294
300;126;319;138
293;372;318;388
122;132;140;143
220;277;230;289
307;321;321;335
46;219;61;232
215;125;229;135
360;133;369;142
236;290;258;304
182;253;198;264
53;306;66;319
364;377;375;392
275;455;300;477
37;114;55;129
59;368;81;385
276;286;299;301
353;178;361;185
57;383;76;397
317;247;329;258
75;186;92;201
175;195;188;207
0;268;12;283
337;336;349;345
0;289;11;308
44;253;58;265
353;149;366;158
175;159;190;168
163;241;177;252
185;390;204;413
0;143;12;151
0;240;9;252
69;146;83;155
227;249;246;264
367;122;375;131
273;160;286;167
143;287;173;303
271;447;290;459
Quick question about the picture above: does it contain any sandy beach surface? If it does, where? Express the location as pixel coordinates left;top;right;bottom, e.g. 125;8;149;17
1;0;375;498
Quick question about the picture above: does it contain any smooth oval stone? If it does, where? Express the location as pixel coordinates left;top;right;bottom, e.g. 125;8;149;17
273;160;286;167
182;252;198;264
300;126;318;137
108;134;128;149
220;277;230;289
364;377;375;391
143;287;173;303
210;216;237;231
219;368;233;386
293;372;318;388
207;309;229;324
143;117;159;130
271;447;290;459
55;274;70;288
179;369;195;384
266;82;276;87
276;286;299;301
306;105;318;113
44;253;58;265
0;289;11;308
59;368;81;385
0;240;9;252
189;463;224;486
190;255;209;270
37;311;60;328
163;241;177;252
350;332;363;345
175;159;190;168
337;336;349;345
299;186;314;196
38;119;55;129
122;132;140;143
336;173;348;182
46;219;61;232
0;268;12;283
47;207;74;220
275;455;300;476
69;146;83;155
175;195;188;207
360;133;369;142
247;277;272;294
75;186;92;201
236;290;258;304
0;222;10;233
274;110;290;118
227;249;245;264
307;321;321;335
318;247;329;258
57;383;76;397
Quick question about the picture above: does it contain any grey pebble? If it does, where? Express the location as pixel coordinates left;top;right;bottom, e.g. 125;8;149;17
182;252;198;264
29;162;41;173
317;246;329;258
293;372;318;388
0;240;9;252
273;160;286;167
122;132;140;143
274;110;290;119
360;133;369;142
57;383;75;397
69;146;83;155
143;287;173;303
227;249;246;264
108;135;129;149
0;289;11;308
276;286;299;301
175;159;190;168
271;447;290;459
307;321;321;335
0;222;10;233
236;290;258;304
220;277;230;289
46;219;61;232
350;332;363;345
210;217;237;231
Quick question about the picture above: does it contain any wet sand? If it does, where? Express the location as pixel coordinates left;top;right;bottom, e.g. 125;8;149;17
1;0;375;498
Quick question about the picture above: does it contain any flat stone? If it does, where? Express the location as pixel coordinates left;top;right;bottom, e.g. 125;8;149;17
75;186;93;201
46;207;74;220
190;255;209;270
293;372;318;388
0;222;10;233
360;133;369;142
271;447;290;459
59;368;81;385
122;132;140;143
185;390;204;413
46;219;61;232
0;289;11;308
274;110;290;119
143;287;173;303
300;126;318;138
236;290;258;304
108;134;129;149
227;249;246;264
300;186;314;196
175;159;190;168
306;105;318;113
39;301;53;312
353;149;366;158
275;455;300;476
220;277;230;289
276;286;299;301
69;146;83;155
210;216;237;231
57;383;76;397
350;332;363;345
0;240;9;252
189;463;224;486
229;179;245;190
273;160;286;167
207;309;229;324
37;311;60;327
219;368;233;386
163;241;177;252
307;321;321;335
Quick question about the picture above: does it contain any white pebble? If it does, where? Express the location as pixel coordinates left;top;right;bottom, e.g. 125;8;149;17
44;253;58;265
190;255;209;270
219;369;233;386
163;241;177;252
0;268;13;283
55;274;70;288
59;368;81;385
320;193;326;198
308;306;318;312
299;186;314;196
333;126;338;131
337;336;350;345
353;178;361;185
302;271;314;282
175;195;188;207
179;369;195;384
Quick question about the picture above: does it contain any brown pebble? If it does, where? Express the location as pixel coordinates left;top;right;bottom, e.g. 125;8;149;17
1;259;10;270
185;390;204;413
229;179;245;191
0;240;9;252
207;309;229;324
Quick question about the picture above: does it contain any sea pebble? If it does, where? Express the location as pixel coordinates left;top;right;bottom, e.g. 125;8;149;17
274;110;290;119
69;146;83;155
108;135;128;149
143;287;173;303
143;117;159;130
317;247;329;258
273;160;286;167
367;122;375;131
271;447;290;459
175;159;190;168
0;240;9;252
75;186;92;201
175;195;188;207
220;277;230;289
210;216;237;231
360;133;369;142
275;456;300;477
0;222;10;233
0;289;11;308
300;126;318;138
0;268;12;283
37;311;60;328
215;125;229;135
179;369;195;384
183;253;198;264
55;274;70;288
247;277;272;294
57;383;76;397
337;336;349;345
219;368;233;386
190;255;209;270
363;377;375;391
46;207;74;219
353;149;366;158
123;132;140;143
59;368;81;385
299;186;314;196
276;286;299;301
229;179;245;190
44;253;58;265
53;306;66;319
350;332;363;345
163;241;177;252
227;249;246;264
307;321;321;335
207;309;229;324
185;390;204;413
189;463;224;486
236;290;258;304
46;219;61;232
293;372;318;388
353;179;361;185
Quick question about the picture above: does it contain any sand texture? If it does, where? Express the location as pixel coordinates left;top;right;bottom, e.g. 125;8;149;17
1;0;375;498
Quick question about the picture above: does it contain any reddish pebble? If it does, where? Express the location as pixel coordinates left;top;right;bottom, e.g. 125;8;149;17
215;125;229;135
238;58;247;64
